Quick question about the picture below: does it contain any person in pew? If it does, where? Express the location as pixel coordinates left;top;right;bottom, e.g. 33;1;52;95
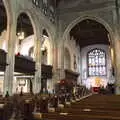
106;83;115;94
99;86;106;94
40;87;48;95
54;95;58;108
48;95;58;110
111;84;115;94
20;87;23;96
40;96;48;113
30;79;33;94
43;88;48;94
0;88;2;97
66;93;71;102
5;91;9;98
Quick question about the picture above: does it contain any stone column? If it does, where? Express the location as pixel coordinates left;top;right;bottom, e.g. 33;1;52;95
113;1;120;94
57;20;65;81
51;34;60;91
113;32;120;94
52;37;58;73
33;31;42;94
58;38;65;80
4;20;16;96
51;35;65;93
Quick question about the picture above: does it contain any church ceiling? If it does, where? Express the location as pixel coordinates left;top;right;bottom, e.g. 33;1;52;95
70;19;110;48
0;0;116;45
57;0;114;10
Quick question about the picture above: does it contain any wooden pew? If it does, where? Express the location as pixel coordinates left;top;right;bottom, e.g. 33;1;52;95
33;94;120;120
10;93;35;120
41;112;120;120
0;97;13;120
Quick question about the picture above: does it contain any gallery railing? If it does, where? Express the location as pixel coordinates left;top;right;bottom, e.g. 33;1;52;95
15;55;53;78
0;49;7;71
15;55;35;74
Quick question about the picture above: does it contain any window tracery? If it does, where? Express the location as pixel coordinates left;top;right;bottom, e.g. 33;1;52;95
87;48;106;76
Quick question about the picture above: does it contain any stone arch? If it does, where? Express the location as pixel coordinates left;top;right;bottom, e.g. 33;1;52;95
16;10;39;37
1;0;13;51
41;20;55;45
3;0;12;29
63;15;114;45
16;10;40;58
17;8;56;42
38;15;56;49
64;47;71;69
42;27;53;46
41;28;53;65
36;12;56;66
62;15;115;86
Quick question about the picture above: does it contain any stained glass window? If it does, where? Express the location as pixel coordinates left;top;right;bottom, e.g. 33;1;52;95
87;48;106;76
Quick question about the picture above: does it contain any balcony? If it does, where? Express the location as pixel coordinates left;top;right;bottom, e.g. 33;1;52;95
15;55;35;74
0;49;7;71
15;55;53;78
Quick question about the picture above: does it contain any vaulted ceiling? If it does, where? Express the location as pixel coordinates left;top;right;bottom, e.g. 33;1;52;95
70;19;110;48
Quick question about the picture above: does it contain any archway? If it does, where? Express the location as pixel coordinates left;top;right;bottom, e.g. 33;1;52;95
41;28;53;65
63;17;115;93
16;12;34;56
63;16;114;41
14;12;35;94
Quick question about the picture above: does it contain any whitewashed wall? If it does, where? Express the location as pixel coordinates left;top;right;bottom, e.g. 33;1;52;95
20;35;52;65
42;35;53;65
20;35;34;56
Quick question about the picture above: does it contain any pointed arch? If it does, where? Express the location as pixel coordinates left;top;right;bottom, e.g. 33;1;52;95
63;15;114;45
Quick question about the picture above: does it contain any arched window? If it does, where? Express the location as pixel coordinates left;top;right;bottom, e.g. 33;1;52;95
87;48;106;76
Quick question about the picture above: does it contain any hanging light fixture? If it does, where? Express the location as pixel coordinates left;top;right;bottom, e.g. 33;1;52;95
17;15;25;43
17;32;24;41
